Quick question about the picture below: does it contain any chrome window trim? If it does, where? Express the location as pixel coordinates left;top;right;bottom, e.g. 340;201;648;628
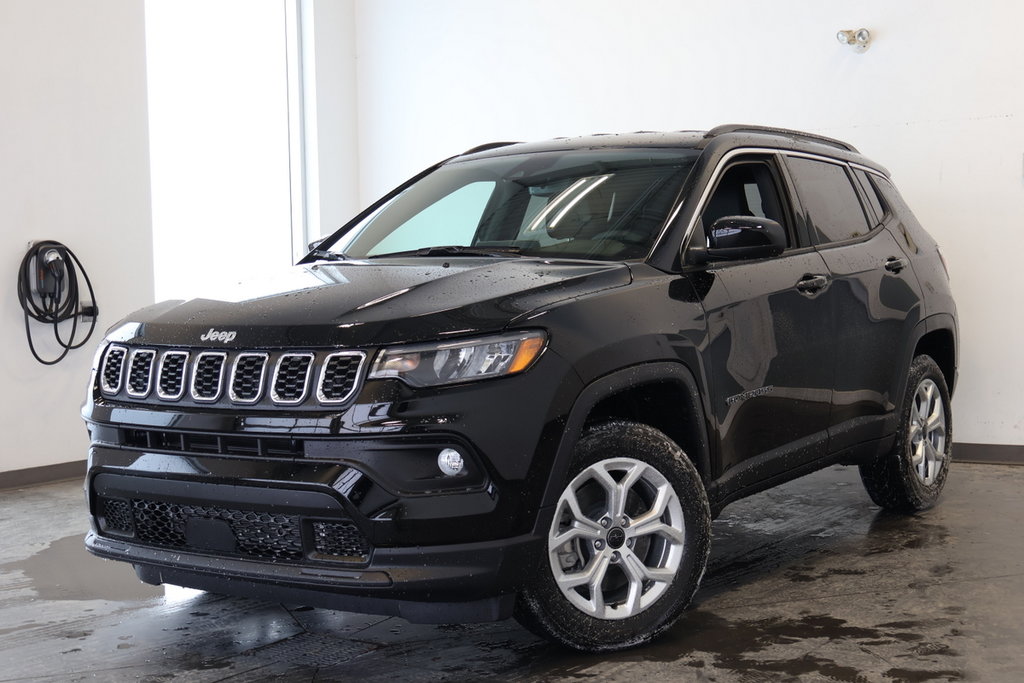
190;351;228;403
156;350;190;400
100;344;128;395
316;351;367;405
125;349;156;398
270;352;316;405
229;352;269;404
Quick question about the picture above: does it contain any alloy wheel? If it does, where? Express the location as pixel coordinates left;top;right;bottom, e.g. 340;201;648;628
548;457;685;620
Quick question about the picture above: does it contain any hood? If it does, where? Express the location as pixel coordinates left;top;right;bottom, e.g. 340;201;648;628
109;258;632;348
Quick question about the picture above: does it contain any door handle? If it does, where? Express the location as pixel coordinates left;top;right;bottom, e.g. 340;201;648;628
796;274;829;293
884;256;908;273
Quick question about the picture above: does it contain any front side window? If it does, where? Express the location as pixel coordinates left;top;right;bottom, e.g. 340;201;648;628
699;160;791;248
786;157;871;245
331;149;698;261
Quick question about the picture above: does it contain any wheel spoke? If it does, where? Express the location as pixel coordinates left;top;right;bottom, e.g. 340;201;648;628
621;546;676;584
910;440;925;467
561;486;603;532
629;518;685;544
557;551;610;591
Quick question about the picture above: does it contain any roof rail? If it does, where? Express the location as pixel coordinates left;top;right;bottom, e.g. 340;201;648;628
703;124;858;153
461;141;521;155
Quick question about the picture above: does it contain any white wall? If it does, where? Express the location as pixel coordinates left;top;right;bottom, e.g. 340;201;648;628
300;0;360;245
349;0;1024;447
0;0;154;473
145;0;293;302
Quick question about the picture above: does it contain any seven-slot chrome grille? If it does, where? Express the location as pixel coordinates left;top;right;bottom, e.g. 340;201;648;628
99;345;366;408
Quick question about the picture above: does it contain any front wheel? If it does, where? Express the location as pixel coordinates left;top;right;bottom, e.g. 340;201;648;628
515;421;711;652
860;354;952;512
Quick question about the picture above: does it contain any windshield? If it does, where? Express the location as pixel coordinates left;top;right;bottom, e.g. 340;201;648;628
328;148;698;261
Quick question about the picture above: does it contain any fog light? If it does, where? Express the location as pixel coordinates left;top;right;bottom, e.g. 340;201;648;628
437;448;464;476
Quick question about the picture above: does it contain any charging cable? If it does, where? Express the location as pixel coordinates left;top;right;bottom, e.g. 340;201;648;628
17;240;98;365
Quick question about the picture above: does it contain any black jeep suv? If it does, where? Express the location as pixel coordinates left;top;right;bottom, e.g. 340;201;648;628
84;125;958;652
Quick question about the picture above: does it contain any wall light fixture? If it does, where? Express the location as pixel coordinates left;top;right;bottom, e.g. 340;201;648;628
837;28;872;52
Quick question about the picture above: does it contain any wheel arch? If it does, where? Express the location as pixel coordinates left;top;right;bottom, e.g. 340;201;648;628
913;317;957;395
540;362;712;510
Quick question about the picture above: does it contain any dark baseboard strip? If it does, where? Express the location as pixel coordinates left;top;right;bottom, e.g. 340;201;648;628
956;442;1024;466
1;460;86;490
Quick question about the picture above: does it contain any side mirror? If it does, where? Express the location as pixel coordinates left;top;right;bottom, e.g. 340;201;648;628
690;216;786;263
307;237;327;252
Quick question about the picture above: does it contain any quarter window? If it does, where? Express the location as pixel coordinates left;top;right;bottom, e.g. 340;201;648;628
786;157;871;245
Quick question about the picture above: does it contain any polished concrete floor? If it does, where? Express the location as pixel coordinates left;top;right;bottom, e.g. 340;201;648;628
1;462;1022;682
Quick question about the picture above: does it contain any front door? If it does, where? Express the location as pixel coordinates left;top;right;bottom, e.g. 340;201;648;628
689;155;836;492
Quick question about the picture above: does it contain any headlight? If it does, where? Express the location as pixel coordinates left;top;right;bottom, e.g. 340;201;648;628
369;331;547;387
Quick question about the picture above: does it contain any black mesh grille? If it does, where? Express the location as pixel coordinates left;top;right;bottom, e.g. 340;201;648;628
127;350;155;396
273;354;313;403
231;354;267;402
101;346;126;393
312;521;371;562
319;354;363;402
100;498;134;533
158;351;188;398
192;353;226;400
131;499;304;561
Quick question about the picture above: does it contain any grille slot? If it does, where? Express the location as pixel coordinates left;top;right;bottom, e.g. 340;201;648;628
100;345;127;394
317;352;366;404
272;353;315;404
191;351;227;402
230;353;268;403
157;351;189;400
312;520;372;562
126;349;156;397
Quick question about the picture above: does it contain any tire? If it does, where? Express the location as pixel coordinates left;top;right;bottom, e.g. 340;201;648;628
860;354;952;513
514;420;711;652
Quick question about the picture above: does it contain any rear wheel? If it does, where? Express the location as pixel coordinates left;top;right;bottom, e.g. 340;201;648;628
860;354;952;512
515;421;710;652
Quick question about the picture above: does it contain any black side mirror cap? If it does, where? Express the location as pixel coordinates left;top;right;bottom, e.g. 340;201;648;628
699;216;786;262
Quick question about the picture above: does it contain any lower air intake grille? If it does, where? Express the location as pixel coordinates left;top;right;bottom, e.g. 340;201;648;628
312;521;372;562
100;498;134;534
131;499;304;561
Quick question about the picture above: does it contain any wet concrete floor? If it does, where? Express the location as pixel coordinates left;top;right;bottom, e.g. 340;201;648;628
1;462;1022;682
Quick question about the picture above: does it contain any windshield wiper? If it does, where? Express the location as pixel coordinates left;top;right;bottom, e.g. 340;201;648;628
306;249;347;262
367;245;523;259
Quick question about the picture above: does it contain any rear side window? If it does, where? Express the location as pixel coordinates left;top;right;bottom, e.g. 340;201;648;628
853;169;888;224
786;157;871;245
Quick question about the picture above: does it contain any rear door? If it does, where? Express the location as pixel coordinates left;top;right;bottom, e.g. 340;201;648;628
783;155;923;452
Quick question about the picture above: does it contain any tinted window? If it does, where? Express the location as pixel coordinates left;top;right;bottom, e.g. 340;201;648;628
787;157;871;244
853;169;887;224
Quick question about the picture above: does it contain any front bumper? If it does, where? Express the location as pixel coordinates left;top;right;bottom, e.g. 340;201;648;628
84;457;548;622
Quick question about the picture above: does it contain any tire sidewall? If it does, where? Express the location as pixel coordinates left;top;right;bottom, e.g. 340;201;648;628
895;355;953;508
